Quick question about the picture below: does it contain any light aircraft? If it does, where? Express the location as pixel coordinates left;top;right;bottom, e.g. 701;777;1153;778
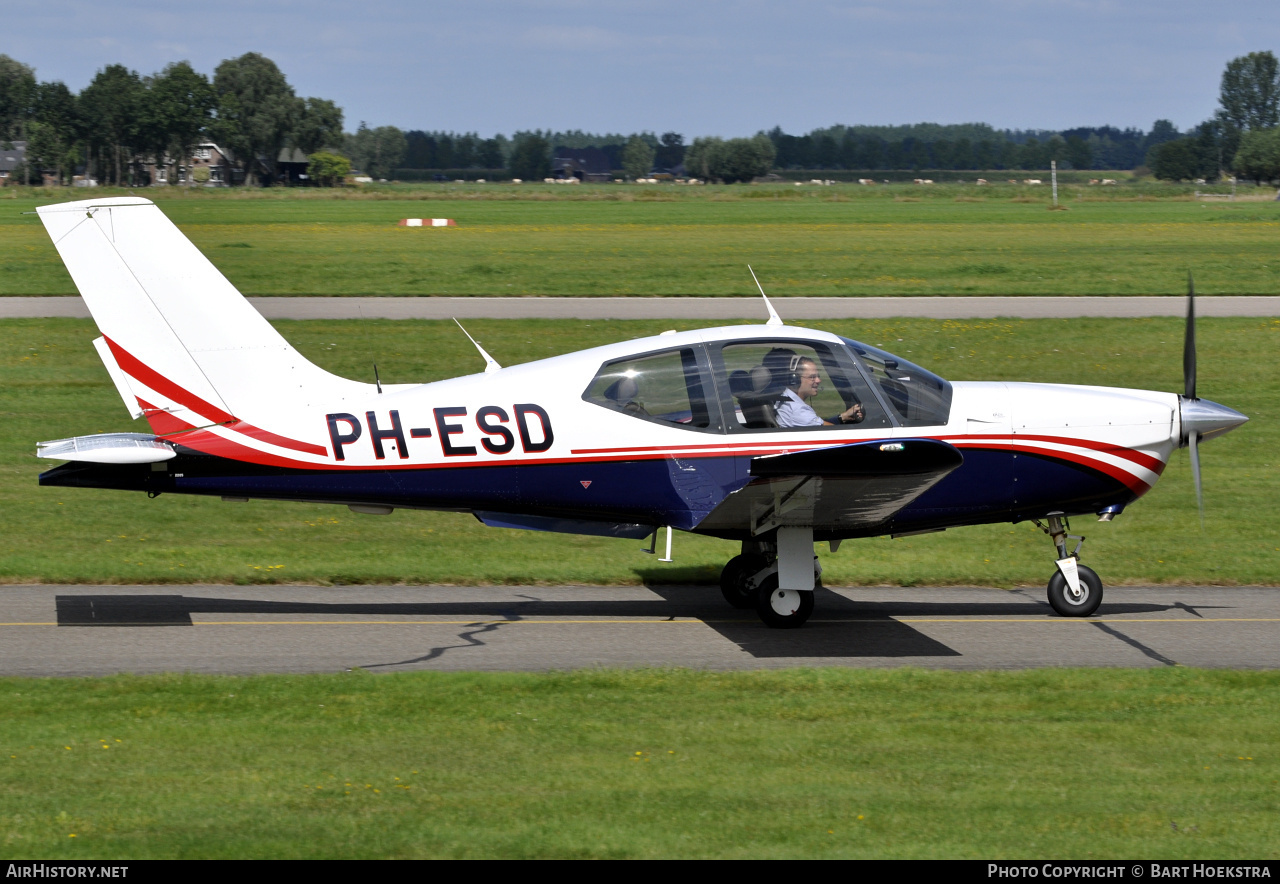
33;196;1248;628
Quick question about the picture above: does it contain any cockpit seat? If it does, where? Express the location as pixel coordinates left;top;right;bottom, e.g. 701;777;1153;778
730;365;781;428
603;376;648;415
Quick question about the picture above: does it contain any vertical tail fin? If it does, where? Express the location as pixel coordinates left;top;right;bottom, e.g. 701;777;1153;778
37;197;367;431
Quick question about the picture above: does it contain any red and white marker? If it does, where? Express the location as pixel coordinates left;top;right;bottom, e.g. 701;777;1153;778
399;218;456;227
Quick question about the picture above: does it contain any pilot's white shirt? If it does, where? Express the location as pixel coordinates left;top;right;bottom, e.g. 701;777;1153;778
775;388;823;427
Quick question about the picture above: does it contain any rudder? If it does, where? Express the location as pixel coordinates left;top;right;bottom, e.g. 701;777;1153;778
37;197;367;432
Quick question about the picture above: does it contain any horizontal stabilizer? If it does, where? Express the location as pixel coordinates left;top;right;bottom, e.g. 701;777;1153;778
37;433;176;464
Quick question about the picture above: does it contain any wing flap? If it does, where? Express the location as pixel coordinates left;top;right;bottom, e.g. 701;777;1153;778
749;437;963;479
696;438;963;534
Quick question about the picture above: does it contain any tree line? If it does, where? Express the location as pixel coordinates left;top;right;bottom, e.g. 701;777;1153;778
0;52;343;186
765;123;1162;172
1146;51;1280;184
3;50;1278;186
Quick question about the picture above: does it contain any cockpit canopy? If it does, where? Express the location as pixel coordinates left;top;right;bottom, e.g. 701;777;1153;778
583;332;953;432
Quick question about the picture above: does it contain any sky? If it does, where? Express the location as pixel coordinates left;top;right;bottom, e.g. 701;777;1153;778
8;1;1279;138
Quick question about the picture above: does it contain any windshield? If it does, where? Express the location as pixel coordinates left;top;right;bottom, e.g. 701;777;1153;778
840;337;953;427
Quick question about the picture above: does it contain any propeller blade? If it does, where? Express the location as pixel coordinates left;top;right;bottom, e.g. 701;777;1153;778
1188;429;1204;527
1183;272;1197;401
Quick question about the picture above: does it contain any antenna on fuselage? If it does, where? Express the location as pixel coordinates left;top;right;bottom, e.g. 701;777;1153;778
452;318;502;373
373;363;383;394
748;265;784;327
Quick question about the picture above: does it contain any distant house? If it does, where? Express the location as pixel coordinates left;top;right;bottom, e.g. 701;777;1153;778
145;144;311;186
1;141;94;186
552;147;615;182
0;141;26;185
185;142;238;186
276;147;310;185
141;142;239;186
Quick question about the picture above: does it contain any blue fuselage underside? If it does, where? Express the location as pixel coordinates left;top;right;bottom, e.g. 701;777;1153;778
40;446;1136;541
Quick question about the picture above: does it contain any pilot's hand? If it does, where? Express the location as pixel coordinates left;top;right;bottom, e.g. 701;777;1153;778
840;403;865;424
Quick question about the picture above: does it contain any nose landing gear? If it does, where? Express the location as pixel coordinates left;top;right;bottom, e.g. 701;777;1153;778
1032;513;1103;617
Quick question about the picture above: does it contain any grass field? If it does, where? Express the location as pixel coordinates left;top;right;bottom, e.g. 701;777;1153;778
3;183;1279;296
1;668;1277;859
3;316;1276;587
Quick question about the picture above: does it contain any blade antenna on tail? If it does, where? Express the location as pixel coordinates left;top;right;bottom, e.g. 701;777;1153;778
1184;272;1203;526
452;319;502;373
748;265;784;327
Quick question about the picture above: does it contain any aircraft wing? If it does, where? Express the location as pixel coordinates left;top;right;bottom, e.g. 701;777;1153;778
694;438;963;535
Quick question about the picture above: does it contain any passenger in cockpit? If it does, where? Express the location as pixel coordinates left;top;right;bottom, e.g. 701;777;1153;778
774;355;865;428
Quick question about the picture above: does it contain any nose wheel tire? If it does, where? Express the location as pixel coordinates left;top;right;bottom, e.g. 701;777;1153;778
1047;564;1103;617
755;575;815;628
720;554;767;609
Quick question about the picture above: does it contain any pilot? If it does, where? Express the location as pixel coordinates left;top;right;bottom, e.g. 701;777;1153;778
774;355;865;428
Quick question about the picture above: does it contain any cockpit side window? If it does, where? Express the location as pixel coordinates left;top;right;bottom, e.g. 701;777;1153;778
841;337;953;427
710;340;892;432
583;347;718;431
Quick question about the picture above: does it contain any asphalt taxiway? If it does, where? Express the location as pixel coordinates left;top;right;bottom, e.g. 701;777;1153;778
2;584;1277;676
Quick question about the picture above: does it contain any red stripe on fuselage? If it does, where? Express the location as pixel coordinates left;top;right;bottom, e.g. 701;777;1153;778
950;440;1150;493
578;432;1164;474
155;424;1155;498
936;432;1165;474
109;338;327;457
137;399;202;436
229;421;329;457
106;337;235;424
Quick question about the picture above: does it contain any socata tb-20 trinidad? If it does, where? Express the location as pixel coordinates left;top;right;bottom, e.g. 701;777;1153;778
33;197;1247;628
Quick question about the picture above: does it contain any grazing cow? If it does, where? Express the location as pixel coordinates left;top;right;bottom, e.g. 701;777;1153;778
1101;179;1117;185
858;178;875;185
976;178;988;185
1008;179;1018;184
1024;179;1042;185
1089;179;1100;185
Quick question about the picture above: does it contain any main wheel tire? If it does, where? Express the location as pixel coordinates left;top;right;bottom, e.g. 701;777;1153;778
719;554;766;609
755;575;815;629
1047;563;1103;617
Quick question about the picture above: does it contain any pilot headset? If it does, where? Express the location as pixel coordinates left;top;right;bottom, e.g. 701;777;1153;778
786;354;805;388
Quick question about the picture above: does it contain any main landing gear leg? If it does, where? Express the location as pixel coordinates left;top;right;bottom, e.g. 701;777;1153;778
755;527;817;629
1033;513;1103;617
720;531;822;628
